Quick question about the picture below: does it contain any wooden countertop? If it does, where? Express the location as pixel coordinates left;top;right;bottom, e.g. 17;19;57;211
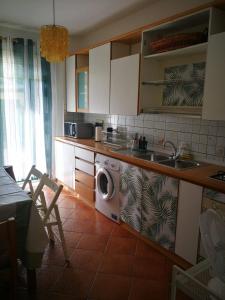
55;137;225;194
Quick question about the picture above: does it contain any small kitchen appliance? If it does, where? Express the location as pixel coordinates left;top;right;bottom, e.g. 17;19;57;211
95;154;121;223
64;122;93;138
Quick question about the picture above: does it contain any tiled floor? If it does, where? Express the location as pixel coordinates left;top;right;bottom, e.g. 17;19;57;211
16;189;180;300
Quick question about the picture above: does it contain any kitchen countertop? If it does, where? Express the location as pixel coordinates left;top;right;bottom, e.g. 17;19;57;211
55;137;225;194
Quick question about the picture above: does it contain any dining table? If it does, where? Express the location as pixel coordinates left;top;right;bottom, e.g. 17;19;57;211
0;167;48;290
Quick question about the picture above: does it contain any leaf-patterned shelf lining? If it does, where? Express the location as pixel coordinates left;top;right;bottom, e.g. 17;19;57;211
142;78;204;86
162;62;205;107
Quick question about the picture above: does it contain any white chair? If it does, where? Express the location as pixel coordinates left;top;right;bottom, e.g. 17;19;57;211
22;165;44;197
32;174;69;263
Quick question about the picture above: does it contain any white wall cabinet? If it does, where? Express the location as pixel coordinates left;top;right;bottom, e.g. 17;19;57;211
89;43;111;114
66;55;76;112
202;32;225;121
110;54;140;115
55;141;75;189
175;181;203;264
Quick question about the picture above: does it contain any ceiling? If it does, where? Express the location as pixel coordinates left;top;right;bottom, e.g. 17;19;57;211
0;0;154;35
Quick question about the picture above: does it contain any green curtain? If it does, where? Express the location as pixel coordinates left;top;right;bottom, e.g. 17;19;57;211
41;57;52;174
0;37;52;179
0;39;5;165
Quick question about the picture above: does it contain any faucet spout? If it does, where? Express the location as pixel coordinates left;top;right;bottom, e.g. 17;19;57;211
163;140;179;160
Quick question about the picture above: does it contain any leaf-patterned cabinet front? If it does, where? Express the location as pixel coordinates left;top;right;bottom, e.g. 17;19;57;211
119;161;179;251
120;162;142;232
141;170;179;251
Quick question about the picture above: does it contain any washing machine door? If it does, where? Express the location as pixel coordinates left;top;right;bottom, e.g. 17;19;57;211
96;167;114;201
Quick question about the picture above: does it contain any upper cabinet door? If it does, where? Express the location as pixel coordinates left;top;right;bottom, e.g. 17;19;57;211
202;32;225;120
89;43;111;114
66;55;76;112
110;54;140;115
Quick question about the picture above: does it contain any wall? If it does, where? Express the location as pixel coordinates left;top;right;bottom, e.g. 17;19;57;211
67;112;225;165
71;0;212;51
66;0;225;165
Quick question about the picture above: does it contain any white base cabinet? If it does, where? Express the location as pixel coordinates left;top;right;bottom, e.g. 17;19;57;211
175;181;203;264
55;141;75;189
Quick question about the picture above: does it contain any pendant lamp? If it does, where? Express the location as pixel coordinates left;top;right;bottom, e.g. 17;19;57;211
40;0;69;62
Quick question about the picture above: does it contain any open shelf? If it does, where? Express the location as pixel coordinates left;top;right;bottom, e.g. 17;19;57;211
142;78;204;86
143;42;207;59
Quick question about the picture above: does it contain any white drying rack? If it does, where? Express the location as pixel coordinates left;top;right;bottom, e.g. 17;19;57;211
171;259;223;300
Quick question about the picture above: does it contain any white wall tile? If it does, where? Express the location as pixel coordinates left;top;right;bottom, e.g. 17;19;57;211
207;136;217;146
79;112;225;165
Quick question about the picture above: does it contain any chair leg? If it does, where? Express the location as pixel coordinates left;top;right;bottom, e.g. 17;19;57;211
171;267;177;300
54;206;69;263
46;224;55;244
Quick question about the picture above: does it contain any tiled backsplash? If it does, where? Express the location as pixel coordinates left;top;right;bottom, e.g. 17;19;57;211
64;111;225;165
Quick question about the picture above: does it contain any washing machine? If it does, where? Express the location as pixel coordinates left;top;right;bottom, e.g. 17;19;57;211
95;153;121;223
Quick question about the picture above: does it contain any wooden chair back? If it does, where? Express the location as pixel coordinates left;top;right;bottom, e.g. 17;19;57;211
32;174;63;224
32;175;69;262
22;165;44;197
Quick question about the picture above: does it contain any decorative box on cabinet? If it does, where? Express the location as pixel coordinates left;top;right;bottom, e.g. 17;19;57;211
74;147;95;206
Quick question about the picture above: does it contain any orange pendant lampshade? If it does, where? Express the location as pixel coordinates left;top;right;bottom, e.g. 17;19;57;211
40;0;69;62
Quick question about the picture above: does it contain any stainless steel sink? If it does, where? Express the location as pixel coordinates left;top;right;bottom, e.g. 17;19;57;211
135;152;170;162
158;159;200;169
112;148;170;162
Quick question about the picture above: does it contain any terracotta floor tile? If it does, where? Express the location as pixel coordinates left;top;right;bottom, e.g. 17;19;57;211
16;191;174;299
42;244;73;266
99;254;134;276
111;224;136;239
129;278;169;300
89;273;131;300
58;207;74;219
135;240;165;260
133;256;168;281
37;265;64;290
70;249;103;272
92;219;114;235
58;198;76;209
106;236;137;255
61;231;82;248
63;219;95;233
77;234;109;252
52;268;95;298
69;208;96;222
38;293;78;300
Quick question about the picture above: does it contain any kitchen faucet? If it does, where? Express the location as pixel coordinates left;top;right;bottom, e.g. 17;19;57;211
163;140;180;160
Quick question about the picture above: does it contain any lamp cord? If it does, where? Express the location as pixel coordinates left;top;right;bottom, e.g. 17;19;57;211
53;0;55;25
